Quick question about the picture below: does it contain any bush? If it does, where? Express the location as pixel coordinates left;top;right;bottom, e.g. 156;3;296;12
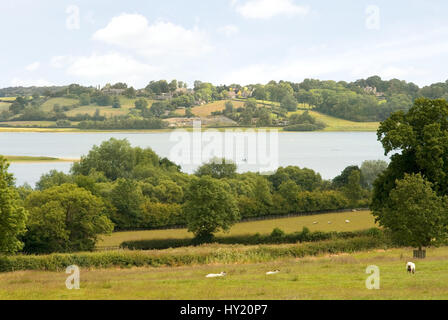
0;234;392;273
121;228;387;250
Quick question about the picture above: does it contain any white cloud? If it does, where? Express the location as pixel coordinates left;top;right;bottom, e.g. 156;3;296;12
10;78;54;87
218;25;239;37
50;56;75;69
234;0;310;19
57;53;158;87
25;62;40;72
66;53;156;77
220;30;448;86
92;14;212;58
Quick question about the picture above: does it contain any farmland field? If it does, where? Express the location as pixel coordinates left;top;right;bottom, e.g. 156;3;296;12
175;100;246;117
98;210;376;249
288;110;380;132
0;102;11;111
40;98;79;112
1;246;447;300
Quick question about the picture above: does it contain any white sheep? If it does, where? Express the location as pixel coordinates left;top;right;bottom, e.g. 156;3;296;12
328;221;332;224
266;270;280;275
313;222;318;225
206;272;227;278
345;220;351;223
406;262;416;274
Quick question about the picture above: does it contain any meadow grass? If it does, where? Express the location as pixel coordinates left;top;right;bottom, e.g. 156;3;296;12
1;246;447;300
0;121;58;127
0;102;11;111
65;97;154;118
288;110;380;132
40;98;79;112
65;105;130;117
98;210;376;249
175;100;247;117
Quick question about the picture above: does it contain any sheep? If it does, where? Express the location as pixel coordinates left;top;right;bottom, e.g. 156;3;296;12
313;222;318;225
266;270;280;275
206;272;227;278
345;220;351;223
328;221;332;224
406;262;416;274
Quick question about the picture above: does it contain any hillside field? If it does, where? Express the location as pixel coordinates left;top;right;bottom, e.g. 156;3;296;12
288;110;380;132
1;246;447;300
98;210;376;249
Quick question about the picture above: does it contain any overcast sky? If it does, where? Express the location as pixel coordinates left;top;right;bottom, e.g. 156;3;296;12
1;0;448;88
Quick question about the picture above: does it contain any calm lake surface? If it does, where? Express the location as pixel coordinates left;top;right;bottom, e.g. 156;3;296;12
0;131;389;186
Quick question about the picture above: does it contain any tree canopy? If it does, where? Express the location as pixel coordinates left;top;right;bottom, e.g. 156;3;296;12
0;157;27;254
372;98;448;248
184;176;240;242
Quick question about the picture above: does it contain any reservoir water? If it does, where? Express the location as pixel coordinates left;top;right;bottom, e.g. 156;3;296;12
0;131;388;186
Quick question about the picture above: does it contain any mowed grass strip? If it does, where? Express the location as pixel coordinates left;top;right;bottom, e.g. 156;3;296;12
98;210;376;249
1;246;447;300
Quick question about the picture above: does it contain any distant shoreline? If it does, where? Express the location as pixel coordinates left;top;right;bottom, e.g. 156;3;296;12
3;155;79;163
0;126;379;134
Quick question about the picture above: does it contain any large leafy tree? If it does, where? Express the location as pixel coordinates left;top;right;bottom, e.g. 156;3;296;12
195;158;237;179
372;98;448;247
24;184;113;253
72;138;160;181
184;176;240;242
372;98;448;209
109;179;145;230
376;174;448;249
0;157;27;254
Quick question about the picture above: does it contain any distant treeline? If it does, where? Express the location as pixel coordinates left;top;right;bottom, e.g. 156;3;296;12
2;77;448;124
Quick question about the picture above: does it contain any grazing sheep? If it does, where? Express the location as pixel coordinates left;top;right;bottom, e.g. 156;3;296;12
266;270;280;275
406;262;416;274
345;220;351;223
313;222;318;225
206;272;227;278
328;221;332;224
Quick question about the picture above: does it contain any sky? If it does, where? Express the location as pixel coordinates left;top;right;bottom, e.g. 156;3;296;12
1;0;448;89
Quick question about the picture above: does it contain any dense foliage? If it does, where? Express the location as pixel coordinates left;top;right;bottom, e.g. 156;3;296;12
372;98;448;248
0;157;27;254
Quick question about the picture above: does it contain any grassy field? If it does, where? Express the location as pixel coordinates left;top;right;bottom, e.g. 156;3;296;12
1;246;447;300
98;210;376;249
0;101;11;111
41;97;154;118
40;97;79;112
175;100;246;117
288;110;380;132
0;121;59;127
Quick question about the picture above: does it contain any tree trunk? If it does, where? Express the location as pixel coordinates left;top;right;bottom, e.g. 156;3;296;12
413;248;426;259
